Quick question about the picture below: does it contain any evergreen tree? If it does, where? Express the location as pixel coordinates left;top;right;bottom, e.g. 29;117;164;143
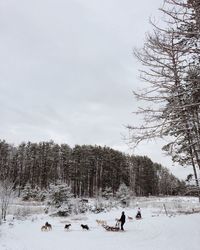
116;183;130;206
48;181;73;208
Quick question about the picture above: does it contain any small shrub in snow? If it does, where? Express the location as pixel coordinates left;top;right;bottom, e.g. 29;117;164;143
55;203;73;217
22;184;36;201
22;184;47;202
71;199;88;214
13;207;32;220
79;198;117;214
102;187;113;200
90;198;111;213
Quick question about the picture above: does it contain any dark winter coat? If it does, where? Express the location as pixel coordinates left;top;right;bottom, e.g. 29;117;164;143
119;213;126;223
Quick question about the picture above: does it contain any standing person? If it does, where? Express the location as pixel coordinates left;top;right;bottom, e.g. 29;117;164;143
136;207;141;219
119;211;126;231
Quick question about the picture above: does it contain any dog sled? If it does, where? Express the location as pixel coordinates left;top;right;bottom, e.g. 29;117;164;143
102;221;120;232
102;224;120;232
135;214;142;220
135;209;142;220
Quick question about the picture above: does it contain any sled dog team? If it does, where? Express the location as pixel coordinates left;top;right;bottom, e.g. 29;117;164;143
41;208;142;232
41;222;89;231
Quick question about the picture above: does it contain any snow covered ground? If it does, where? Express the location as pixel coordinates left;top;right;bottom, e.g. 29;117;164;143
1;197;200;250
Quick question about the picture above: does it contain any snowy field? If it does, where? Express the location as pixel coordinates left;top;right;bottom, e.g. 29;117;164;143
1;197;200;250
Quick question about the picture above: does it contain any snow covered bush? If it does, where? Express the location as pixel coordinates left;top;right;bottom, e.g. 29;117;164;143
55;203;73;217
22;184;35;201
116;183;130;207
91;198;105;213
90;197;118;213
47;182;74;216
48;182;73;208
14;206;32;219
22;184;47;202
71;199;89;214
102;187;113;200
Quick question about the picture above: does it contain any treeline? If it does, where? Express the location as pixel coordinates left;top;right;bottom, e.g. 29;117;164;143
0;140;185;197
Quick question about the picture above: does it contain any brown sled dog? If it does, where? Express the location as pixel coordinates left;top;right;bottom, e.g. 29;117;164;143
41;225;48;231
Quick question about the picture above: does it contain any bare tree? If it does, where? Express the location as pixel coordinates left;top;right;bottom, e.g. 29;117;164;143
0;179;15;221
128;0;200;195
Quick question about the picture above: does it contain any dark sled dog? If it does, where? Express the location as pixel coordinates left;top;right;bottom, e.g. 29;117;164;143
81;224;89;230
64;224;71;230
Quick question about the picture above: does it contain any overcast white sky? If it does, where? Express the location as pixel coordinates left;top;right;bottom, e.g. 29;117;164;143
0;0;192;180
